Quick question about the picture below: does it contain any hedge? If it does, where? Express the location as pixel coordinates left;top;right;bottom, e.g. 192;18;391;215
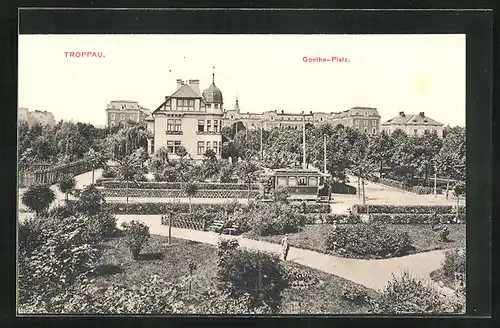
298;213;362;224
352;204;457;215
105;202;233;215
375;177;444;195
100;188;259;199
369;213;466;224
289;202;331;214
101;180;259;190
95;178;115;186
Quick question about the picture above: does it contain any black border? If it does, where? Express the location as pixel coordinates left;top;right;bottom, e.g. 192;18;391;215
2;5;493;328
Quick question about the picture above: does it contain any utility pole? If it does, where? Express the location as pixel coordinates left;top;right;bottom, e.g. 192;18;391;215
260;121;263;159
302;112;306;169
323;134;327;174
434;163;437;197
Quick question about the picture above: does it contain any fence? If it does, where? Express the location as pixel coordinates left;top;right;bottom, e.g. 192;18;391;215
18;160;92;187
100;187;259;199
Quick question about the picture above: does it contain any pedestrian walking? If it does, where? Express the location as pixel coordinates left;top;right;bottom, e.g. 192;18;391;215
281;234;290;261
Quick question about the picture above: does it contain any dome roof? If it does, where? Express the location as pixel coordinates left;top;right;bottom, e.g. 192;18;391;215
202;82;223;104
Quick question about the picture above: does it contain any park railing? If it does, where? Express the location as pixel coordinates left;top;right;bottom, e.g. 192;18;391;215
18;160;92;187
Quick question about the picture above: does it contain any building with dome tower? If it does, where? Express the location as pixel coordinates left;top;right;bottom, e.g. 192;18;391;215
146;73;224;162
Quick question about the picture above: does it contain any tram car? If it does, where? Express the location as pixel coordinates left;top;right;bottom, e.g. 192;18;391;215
262;168;332;202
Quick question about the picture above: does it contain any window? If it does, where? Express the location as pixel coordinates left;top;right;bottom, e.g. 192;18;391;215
288;176;297;186
150;139;154;153
197;141;205;155
130;114;136;120
309;177;318;186
207;120;212;132
214;104;219;109
364;128;368;133
110;113;115;119
372;127;376;134
174;141;181;151
206;141;211;151
213;120;219;132
175;119;181;131
167;141;174;154
425;129;429;134
165;100;171;109
167;119;174;131
177;98;195;111
120;114;125;120
189;99;194;106
320;117;323;121
277;177;287;186
414;129;418;135
198;120;205;132
364;120;368;126
354;119;359;126
297;177;307;186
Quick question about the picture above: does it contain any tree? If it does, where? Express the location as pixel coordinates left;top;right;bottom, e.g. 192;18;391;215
367;131;393;175
272;186;290;203
116;155;142;205
236;160;261;201
182;180;199;213
452;181;465;222
175;145;188;158
76;184;106;215
84;148;106;184
202;149;221;181
349;135;378;204
22;184;56;215
57;173;76;201
219;160;235;183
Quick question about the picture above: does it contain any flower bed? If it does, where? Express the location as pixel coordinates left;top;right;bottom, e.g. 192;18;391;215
101;180;259;190
100;188;259;199
369;213;466;224
352;204;457;214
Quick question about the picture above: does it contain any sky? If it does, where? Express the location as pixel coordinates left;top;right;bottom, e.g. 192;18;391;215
18;34;465;127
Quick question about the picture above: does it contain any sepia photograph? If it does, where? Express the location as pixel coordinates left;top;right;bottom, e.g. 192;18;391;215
17;33;468;315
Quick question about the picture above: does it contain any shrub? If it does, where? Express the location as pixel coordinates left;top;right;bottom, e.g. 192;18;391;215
101;166;117;178
353;204;456;215
282;265;320;288
19;276;182;314
325;223;414;259
272;186;291;203
216;241;286;311
289;202;330;214
369;213;466;224
240;203;304;236
369;272;463;314
18;215;101;304
121;220;150;260
21;184;56;215
298;213;361;224
341;285;371;305
443;248;467;295
76;184;105;215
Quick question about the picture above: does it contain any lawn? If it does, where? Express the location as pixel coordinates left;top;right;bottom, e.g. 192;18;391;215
93;233;377;314
243;223;466;258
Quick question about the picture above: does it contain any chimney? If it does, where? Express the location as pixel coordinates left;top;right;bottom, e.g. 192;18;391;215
310;111;313;115
399;111;405;117
281;110;284;114
188;79;200;94
419;112;425;116
176;79;184;89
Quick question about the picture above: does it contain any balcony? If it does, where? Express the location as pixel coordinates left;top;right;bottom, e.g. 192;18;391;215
165;130;183;135
196;130;222;135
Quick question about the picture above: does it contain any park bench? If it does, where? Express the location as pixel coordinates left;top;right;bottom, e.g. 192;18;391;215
209;220;225;232
223;222;240;236
209;220;240;235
